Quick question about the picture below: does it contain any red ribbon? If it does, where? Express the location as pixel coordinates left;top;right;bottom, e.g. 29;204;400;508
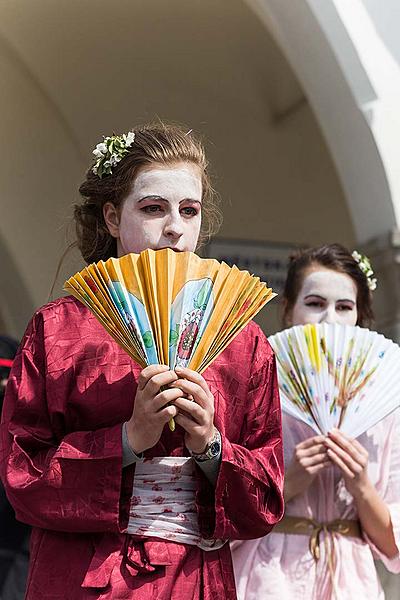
0;358;13;368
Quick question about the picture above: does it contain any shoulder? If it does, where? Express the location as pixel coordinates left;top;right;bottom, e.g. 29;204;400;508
225;320;274;362
212;321;275;378
23;296;94;343
34;295;90;322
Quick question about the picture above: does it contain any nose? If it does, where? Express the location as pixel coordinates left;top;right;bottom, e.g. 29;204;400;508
319;305;338;325
163;210;184;240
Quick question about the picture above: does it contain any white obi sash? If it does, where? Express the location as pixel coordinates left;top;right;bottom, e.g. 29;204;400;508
127;456;225;551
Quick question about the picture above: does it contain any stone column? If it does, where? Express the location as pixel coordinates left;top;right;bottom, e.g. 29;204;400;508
362;229;400;600
362;229;400;343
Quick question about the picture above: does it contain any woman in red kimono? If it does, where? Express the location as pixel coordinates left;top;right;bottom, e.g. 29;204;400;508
0;122;284;600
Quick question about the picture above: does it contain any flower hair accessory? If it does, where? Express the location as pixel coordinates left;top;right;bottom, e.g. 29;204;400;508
92;131;135;178
352;251;377;291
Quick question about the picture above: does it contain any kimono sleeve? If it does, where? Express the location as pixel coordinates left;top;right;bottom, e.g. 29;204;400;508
197;328;285;540
0;311;134;533
364;409;400;573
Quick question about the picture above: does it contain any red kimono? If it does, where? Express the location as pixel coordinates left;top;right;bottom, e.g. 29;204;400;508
0;296;284;600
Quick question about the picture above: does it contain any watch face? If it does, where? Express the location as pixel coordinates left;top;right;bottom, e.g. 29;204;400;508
209;440;221;457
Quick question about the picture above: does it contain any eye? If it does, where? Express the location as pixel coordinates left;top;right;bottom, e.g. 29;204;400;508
305;301;324;308
337;303;354;312
141;204;164;214
180;206;199;217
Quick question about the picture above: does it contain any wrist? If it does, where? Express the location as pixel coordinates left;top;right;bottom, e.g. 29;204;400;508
350;477;374;502
187;427;215;454
125;420;147;454
283;476;303;503
189;428;221;462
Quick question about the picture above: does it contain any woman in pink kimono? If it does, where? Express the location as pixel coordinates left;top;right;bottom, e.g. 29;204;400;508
232;244;400;599
0;123;284;599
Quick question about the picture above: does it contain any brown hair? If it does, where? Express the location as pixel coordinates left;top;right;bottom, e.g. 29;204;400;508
75;121;222;264
282;243;374;327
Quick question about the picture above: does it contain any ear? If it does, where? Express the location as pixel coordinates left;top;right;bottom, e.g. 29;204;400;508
103;202;120;238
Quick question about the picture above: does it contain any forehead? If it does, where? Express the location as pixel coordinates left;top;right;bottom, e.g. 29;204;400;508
131;162;202;197
300;268;357;299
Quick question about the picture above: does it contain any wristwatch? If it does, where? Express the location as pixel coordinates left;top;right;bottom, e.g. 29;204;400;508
190;428;221;462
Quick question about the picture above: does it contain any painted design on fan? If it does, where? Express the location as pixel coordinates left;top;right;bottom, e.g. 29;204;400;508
221;298;252;334
319;335;377;418
107;281;158;363
169;278;214;368
83;275;99;295
283;329;378;425
80;275;100;304
269;322;399;437
175;281;209;361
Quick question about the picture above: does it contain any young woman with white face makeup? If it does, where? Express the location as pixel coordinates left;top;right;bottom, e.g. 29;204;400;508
1;122;284;600
232;244;400;600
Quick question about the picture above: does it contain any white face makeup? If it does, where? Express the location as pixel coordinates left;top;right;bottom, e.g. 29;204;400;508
103;162;202;255
290;268;358;326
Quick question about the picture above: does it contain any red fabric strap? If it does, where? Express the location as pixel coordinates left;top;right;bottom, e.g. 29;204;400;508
0;358;13;368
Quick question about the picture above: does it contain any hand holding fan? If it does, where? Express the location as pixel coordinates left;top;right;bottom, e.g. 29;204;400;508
64;248;275;429
269;323;400;438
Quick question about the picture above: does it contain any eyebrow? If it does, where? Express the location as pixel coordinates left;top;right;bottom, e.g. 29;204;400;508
304;294;355;304
137;195;202;205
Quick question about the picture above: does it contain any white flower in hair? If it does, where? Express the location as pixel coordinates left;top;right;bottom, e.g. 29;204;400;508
96;142;108;154
123;131;135;146
352;250;377;291
91;130;136;178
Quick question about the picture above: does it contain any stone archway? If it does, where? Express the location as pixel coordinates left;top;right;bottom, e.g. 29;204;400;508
246;0;400;243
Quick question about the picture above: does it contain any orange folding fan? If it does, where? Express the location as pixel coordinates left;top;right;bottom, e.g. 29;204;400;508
64;249;276;428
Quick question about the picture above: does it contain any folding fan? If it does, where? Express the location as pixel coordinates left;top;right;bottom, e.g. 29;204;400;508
269;323;400;438
64;249;275;429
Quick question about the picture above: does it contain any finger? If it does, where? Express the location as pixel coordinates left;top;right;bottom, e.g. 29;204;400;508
307;460;332;475
157;404;179;425
296;436;327;450
137;364;170;390
325;441;364;475
342;435;368;458
174;412;202;434
173;397;205;424
172;379;211;410
144;370;178;397
301;452;331;468
327;431;366;464
152;388;184;412
297;443;327;458
326;448;355;478
174;367;212;398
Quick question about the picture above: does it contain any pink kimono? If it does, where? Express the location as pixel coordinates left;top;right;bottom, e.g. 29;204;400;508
0;296;284;600
231;410;400;599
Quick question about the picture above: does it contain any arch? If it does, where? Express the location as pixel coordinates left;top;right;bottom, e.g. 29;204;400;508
246;0;400;243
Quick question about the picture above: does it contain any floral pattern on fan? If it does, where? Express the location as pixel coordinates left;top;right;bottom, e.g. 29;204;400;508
269;323;400;438
169;278;213;368
104;277;214;369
